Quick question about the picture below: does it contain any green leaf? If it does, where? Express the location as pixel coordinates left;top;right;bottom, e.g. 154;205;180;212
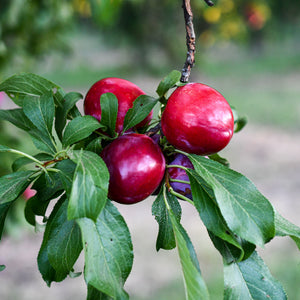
187;169;253;262
0;202;12;240
77;201;133;299
187;154;275;247
23;91;55;134
274;211;300;250
0;108;33;131
37;196;68;286
156;70;182;97
47;197;83;278
163;187;210;300
24;165;69;224
99;93;118;137
22;91;57;154
28;129;57;155
209;232;255;265
0;72;59;106
55;91;83;140
62;116;101;148
232;107;248;133
0;265;5;271
152;186;182;251
208;153;230;167
68;150;109;221
224;251;287;300
0;171;36;204
123;95;158;132
86;137;103;154
87;285;114;300
56;159;77;196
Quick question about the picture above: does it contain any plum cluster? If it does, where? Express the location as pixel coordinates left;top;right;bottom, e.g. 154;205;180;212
84;77;234;204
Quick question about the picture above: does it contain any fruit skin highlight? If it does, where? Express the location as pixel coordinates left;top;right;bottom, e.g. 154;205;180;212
168;154;193;200
161;82;234;155
101;133;166;204
84;77;152;134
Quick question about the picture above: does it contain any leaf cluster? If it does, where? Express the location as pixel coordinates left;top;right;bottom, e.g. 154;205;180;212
0;71;299;299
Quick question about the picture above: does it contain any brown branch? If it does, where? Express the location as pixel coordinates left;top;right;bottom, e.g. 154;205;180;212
180;0;214;83
180;0;196;83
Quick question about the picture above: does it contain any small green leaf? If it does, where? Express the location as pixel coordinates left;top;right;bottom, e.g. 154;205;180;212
123;95;158;132
23;90;55;134
77;201;133;299
0;72;59;106
99;93;118;136
224;251;287;300
62;115;101;148
47;198;83;278
55;91;83;140
68;150;109;221
275;211;300;250
187;154;275;247
0;108;33;131
0;171;36;204
152;186;182;251
156;70;182;97
163;187;210;300
232;107;248;133
0;265;6;272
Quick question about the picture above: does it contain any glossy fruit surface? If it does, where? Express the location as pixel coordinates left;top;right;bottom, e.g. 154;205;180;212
101;133;165;204
168;154;193;200
161;83;234;155
84;77;152;134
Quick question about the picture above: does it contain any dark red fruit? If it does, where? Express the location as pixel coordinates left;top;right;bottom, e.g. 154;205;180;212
161;83;234;155
84;77;152;134
101;133;165;204
168;154;193;200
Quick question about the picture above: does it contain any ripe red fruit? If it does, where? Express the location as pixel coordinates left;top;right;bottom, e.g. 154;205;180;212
101;133;166;204
161;83;234;155
84;77;152;134
168;154;193;200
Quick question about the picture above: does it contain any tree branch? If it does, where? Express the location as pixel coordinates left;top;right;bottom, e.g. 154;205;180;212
180;0;196;83
180;0;214;83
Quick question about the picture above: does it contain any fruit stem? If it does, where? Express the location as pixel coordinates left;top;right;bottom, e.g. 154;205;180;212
169;187;195;206
166;164;188;171
169;178;191;185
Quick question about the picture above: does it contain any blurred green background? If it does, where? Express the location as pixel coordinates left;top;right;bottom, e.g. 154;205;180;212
0;0;300;299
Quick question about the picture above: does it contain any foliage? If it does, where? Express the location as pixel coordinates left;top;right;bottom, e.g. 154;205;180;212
1;0;299;71
0;71;300;299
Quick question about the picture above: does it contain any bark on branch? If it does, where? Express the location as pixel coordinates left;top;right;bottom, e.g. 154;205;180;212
180;0;196;83
180;0;214;83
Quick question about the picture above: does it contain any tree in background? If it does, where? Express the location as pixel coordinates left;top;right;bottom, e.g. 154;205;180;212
1;0;299;71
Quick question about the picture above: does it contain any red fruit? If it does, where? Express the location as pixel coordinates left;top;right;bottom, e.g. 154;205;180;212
161;83;234;155
101;133;166;204
84;77;152;134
